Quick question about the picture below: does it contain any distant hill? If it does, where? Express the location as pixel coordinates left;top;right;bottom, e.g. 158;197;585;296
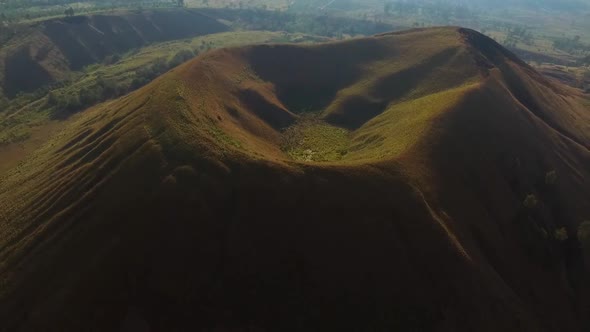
0;27;589;331
0;9;229;98
0;7;398;102
435;0;590;10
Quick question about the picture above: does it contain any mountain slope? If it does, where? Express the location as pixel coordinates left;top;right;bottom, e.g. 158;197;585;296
0;27;589;331
0;9;229;98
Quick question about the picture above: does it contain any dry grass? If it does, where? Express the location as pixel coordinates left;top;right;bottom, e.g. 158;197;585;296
0;27;589;332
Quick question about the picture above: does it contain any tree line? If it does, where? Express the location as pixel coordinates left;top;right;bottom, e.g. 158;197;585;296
553;35;590;54
46;48;197;116
0;0;179;24
201;8;395;39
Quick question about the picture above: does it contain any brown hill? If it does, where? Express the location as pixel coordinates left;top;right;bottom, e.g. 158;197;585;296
0;9;228;98
0;27;589;331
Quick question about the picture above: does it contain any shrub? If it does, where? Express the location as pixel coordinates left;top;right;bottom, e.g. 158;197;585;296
130;58;169;90
523;194;538;209
56;93;81;112
78;87;102;107
46;91;58;106
103;54;121;65
545;170;558;185
168;49;195;68
96;76;120;98
554;227;568;241
131;76;149;89
151;58;168;74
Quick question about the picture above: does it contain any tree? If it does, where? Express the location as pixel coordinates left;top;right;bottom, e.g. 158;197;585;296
46;91;59;106
177;0;185;7
168;49;196;68
78;87;100;107
554;227;568;241
64;7;74;17
57;93;81;112
96;75;119;98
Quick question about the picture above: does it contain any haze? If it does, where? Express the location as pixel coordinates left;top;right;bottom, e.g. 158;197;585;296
0;0;589;331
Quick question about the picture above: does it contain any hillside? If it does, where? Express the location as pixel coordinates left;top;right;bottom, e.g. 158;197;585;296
0;27;589;331
0;7;397;103
0;8;229;99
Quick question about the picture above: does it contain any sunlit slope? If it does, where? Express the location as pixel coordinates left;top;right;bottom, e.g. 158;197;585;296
165;27;484;163
0;27;589;331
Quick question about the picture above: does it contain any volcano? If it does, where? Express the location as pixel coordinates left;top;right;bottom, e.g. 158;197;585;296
0;27;589;331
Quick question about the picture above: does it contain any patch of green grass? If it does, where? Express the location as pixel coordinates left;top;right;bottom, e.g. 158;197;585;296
282;114;350;162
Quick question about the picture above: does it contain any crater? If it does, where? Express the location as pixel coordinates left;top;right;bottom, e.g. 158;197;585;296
281;113;351;162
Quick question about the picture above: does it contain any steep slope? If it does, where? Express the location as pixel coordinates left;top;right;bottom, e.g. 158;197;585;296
0;9;229;98
0;27;589;331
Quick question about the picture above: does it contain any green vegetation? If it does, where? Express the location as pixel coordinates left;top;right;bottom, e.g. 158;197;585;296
63;6;74;17
0;1;179;24
501;26;535;48
545;170;558;185
199;8;395;39
523;194;539;209
290;0;590;67
381;1;478;23
0;3;587;164
553;35;589;54
2;0;590;68
282;114;350;162
554;227;569;241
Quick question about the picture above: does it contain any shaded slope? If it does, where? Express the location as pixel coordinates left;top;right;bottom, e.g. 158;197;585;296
0;27;589;332
0;9;229;98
